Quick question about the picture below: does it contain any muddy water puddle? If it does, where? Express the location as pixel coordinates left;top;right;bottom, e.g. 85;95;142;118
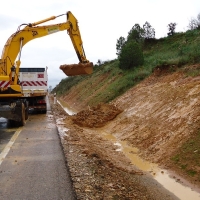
56;118;69;139
57;100;76;115
102;131;200;200
56;100;74;139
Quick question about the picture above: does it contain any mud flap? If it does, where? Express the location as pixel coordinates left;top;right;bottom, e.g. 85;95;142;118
19;102;26;126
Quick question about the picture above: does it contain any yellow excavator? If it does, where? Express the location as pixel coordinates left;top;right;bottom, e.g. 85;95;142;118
0;11;93;125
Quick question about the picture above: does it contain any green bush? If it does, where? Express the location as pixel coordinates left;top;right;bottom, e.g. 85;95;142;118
119;41;144;70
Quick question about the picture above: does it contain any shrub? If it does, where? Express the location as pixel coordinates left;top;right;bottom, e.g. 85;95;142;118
119;41;144;70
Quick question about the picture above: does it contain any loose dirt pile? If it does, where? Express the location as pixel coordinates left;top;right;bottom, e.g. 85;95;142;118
71;103;122;128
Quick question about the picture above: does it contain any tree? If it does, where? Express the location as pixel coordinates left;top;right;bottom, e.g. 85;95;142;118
127;24;144;43
116;36;126;57
188;18;199;30
167;22;177;36
198;13;200;21
188;13;200;30
97;59;102;66
119;41;144;70
143;21;155;39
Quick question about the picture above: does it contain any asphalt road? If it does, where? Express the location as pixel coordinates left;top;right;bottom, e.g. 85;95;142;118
0;118;17;153
0;101;76;200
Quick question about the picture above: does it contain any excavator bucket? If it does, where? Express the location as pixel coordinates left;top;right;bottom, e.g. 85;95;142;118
60;62;93;76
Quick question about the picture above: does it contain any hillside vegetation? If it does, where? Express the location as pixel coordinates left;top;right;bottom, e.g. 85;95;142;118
53;29;200;186
53;29;200;106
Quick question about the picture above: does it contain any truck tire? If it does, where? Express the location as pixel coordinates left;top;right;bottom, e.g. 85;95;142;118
19;103;26;126
43;109;47;114
9;119;17;127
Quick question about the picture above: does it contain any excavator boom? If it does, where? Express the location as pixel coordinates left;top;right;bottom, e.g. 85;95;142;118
0;11;93;96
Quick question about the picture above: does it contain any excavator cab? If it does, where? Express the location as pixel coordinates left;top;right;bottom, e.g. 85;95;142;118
60;62;93;76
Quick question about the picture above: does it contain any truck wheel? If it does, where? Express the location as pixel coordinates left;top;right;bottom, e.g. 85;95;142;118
9;119;17;127
19;103;26;126
43;109;47;114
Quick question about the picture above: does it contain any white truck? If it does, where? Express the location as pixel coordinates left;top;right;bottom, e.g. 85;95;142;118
19;67;48;114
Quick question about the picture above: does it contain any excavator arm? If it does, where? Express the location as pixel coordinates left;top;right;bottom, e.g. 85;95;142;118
0;11;93;97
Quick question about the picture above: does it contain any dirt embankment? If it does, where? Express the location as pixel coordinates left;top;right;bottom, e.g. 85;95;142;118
52;64;200;199
109;65;200;184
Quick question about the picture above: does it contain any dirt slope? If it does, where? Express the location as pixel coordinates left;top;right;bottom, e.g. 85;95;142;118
107;65;200;186
110;65;200;162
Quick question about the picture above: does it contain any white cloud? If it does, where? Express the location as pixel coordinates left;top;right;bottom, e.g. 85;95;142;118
0;0;199;88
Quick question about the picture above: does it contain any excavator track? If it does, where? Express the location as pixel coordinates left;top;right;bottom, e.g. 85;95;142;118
60;62;93;76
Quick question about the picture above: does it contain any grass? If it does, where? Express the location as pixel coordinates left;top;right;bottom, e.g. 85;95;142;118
171;131;200;178
183;65;200;77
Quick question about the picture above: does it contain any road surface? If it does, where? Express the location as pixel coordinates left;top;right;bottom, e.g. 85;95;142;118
0;100;76;200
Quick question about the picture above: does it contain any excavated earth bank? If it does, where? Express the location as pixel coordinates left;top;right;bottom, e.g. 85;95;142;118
50;64;200;199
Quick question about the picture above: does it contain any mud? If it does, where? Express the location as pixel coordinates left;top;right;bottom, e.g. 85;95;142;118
60;62;93;76
71;103;122;128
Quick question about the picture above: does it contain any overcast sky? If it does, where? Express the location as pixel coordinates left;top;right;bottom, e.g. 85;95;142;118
0;0;199;88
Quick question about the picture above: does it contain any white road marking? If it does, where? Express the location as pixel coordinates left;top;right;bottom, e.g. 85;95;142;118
0;127;22;166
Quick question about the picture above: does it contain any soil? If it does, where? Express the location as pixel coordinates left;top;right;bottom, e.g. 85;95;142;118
50;101;178;200
50;64;200;199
